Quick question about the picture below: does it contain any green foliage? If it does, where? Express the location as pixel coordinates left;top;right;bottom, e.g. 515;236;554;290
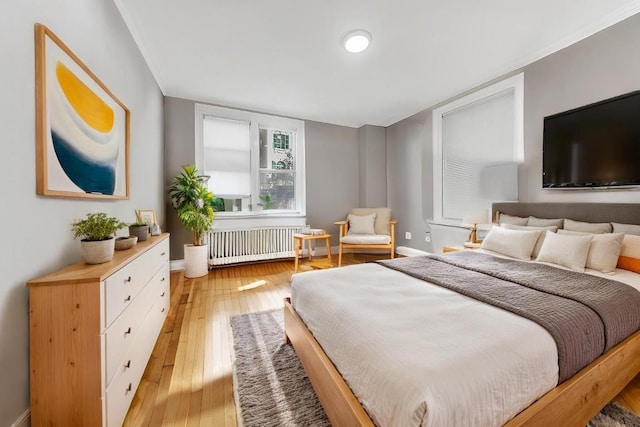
168;165;215;245
71;212;126;241
257;194;274;210
210;197;225;212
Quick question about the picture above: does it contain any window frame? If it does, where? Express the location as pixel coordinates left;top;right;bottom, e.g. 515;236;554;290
195;103;306;220
432;73;524;224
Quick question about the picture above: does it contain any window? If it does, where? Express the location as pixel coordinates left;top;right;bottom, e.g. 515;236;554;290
195;104;305;217
432;73;524;223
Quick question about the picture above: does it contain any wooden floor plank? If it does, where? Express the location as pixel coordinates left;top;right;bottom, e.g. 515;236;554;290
124;255;640;426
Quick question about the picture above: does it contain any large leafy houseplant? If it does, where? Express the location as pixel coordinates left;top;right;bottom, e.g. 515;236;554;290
168;165;215;246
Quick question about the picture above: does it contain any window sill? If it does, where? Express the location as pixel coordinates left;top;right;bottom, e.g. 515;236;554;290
211;213;307;230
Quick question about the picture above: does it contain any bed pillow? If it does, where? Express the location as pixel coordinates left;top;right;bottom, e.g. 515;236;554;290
500;224;558;258
347;213;376;235
535;231;593;272
527;216;564;228
617;234;640;273
563;218;612;234
480;226;540;260
498;213;528;226
612;222;640;236
558;230;623;273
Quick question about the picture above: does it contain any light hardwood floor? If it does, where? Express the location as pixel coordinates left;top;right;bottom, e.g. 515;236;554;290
124;254;640;426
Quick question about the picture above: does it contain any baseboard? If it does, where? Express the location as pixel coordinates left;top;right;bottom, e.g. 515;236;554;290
396;246;430;257
11;408;30;427
170;259;185;271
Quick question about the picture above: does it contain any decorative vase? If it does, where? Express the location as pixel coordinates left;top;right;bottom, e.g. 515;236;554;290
184;244;208;278
81;238;115;264
129;225;149;242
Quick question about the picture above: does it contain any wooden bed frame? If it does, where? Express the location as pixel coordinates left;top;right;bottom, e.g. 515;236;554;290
284;202;640;426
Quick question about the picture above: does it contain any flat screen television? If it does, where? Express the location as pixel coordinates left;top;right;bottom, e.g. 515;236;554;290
542;90;640;188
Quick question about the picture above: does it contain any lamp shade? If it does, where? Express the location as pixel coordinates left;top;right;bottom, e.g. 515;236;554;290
462;209;490;226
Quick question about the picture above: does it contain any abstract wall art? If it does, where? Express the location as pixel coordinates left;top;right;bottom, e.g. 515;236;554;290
35;23;130;199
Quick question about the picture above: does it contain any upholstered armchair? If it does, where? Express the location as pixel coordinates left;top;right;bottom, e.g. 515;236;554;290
334;208;397;267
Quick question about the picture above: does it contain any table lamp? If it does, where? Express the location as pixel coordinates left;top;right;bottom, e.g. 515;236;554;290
462;209;490;244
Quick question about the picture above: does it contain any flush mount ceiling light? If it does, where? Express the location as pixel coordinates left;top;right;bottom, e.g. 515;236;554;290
341;29;372;53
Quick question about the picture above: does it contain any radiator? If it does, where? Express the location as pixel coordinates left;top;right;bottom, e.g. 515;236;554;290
208;226;308;266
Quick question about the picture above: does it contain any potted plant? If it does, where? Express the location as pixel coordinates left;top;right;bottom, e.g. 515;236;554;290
71;212;126;264
128;222;149;242
168;165;215;277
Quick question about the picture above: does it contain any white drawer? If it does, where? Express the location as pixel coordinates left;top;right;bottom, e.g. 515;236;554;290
104;268;160;386
150;239;170;274
105;279;169;427
104;253;152;327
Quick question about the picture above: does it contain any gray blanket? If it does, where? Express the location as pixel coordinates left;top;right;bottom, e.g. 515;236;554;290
378;251;640;382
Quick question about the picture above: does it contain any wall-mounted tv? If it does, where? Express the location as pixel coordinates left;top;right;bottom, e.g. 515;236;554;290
543;90;640;188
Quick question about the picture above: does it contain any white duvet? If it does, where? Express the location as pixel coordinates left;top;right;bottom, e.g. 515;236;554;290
290;259;640;427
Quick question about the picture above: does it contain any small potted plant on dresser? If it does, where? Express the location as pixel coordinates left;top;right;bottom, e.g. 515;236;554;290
169;165;215;278
128;222;149;242
71;212;126;264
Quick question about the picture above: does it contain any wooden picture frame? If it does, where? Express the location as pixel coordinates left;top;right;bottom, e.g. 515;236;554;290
136;209;157;225
35;23;130;199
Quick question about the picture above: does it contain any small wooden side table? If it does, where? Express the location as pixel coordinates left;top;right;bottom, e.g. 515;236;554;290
442;243;481;253
294;233;332;272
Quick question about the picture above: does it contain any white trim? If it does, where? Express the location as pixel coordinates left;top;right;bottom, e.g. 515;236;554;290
170;259;185;271
432;73;524;224
11;408;30;427
396;246;430;257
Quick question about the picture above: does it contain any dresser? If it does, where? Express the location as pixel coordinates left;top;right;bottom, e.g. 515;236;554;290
27;234;170;427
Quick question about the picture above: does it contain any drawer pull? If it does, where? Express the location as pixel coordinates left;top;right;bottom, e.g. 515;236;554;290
125;327;132;335
161;252;166;256
161;308;166;313
126;383;132;394
124;295;131;302
161;277;166;282
160;292;165;297
125;360;131;369
125;276;132;283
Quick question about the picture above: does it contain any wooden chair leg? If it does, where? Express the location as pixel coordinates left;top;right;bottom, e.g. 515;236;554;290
390;246;395;259
338;244;343;267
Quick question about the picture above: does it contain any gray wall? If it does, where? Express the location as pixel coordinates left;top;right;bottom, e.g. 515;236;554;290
385;13;640;253
163;97;360;256
358;125;387;208
0;1;164;425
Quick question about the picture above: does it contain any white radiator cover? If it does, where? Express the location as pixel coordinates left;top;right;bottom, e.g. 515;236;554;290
208;225;308;265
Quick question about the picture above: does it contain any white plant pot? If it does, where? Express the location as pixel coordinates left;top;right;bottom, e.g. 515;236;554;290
184;244;208;278
81;238;115;264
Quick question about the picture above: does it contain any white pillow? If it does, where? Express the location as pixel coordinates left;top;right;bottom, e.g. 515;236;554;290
500;224;558;258
536;231;593;272
481;227;540;260
558;230;624;273
564;218;612;234
347;213;376;235
498;213;529;226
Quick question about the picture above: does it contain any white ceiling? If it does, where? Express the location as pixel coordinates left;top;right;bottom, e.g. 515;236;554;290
114;0;640;128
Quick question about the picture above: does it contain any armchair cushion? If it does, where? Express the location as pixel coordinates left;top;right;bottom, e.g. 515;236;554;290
341;234;391;245
347;213;377;234
350;208;391;235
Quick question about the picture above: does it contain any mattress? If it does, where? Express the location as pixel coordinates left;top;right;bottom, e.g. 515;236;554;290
289;258;640;427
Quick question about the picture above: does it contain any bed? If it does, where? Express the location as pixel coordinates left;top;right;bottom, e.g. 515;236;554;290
284;202;640;426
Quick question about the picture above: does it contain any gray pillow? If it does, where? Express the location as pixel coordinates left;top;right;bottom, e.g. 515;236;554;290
499;213;528;226
611;222;640;236
528;216;564;228
564;218;612;234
